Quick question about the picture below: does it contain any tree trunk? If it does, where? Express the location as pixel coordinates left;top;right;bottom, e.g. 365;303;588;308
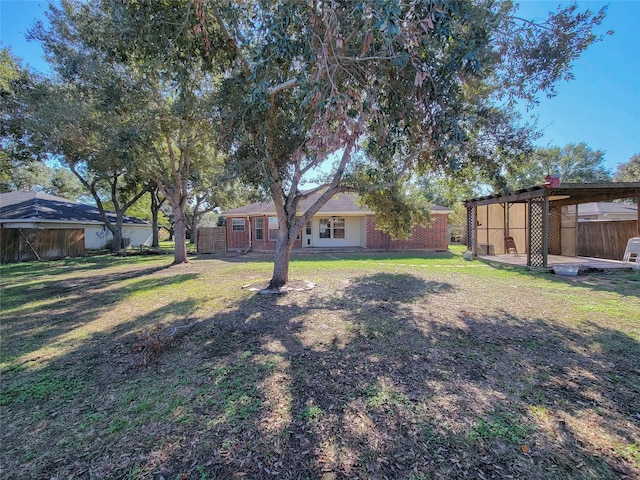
111;216;124;253
268;230;294;290
172;203;188;264
189;215;198;244
151;217;160;248
150;191;160;248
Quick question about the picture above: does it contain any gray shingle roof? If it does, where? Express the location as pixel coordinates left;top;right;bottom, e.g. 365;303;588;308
224;191;453;216
0;191;150;225
578;202;637;216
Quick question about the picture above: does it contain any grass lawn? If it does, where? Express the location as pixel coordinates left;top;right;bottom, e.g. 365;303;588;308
1;246;639;479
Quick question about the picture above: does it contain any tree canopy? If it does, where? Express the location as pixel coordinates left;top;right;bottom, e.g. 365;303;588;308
18;0;248;261
5;1;610;286
503;142;612;191
1;48;47;189
204;0;608;288
614;154;640;184
614;154;640;204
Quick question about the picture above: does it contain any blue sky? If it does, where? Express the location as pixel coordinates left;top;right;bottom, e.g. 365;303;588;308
1;0;639;174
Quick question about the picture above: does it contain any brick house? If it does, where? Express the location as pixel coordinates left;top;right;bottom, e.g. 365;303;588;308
223;192;452;252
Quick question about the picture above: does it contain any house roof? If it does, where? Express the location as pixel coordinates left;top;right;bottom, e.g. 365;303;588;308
0;191;150;226
578;202;637;216
223;191;453;216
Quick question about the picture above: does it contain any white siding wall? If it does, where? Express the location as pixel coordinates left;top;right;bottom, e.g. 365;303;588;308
85;226;109;249
84;225;152;249
312;216;362;247
122;225;153;248
79;225;152;249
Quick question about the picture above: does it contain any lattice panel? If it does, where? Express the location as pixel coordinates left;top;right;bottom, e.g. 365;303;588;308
548;206;561;255
466;207;476;253
528;199;545;267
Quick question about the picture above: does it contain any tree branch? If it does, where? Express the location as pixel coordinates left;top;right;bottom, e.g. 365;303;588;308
269;79;298;100
512;16;554;33
212;11;251;78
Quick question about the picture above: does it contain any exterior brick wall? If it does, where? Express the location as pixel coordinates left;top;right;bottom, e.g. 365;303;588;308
226;216;302;252
365;214;449;250
226;217;250;250
227;214;448;252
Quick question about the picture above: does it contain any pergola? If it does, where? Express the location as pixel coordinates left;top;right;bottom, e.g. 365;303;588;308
464;182;640;268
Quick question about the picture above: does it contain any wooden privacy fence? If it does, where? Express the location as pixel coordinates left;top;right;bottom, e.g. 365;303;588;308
0;228;85;263
577;220;638;260
196;227;226;254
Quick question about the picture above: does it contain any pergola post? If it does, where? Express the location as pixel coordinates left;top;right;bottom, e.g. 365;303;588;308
542;196;549;267
464;183;640;265
527;196;549;268
466;206;478;256
504;202;510;237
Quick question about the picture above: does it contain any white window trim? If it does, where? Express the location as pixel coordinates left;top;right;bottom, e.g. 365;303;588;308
318;217;346;239
231;218;245;232
268;216;279;241
255;217;263;240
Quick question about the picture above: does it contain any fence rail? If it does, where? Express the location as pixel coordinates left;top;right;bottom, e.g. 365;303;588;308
577;220;638;260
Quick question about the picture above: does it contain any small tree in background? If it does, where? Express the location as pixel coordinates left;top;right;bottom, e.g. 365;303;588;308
614;154;640;204
614;154;640;184
504;142;611;190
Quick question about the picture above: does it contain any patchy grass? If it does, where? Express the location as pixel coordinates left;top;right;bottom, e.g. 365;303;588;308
1;249;639;479
470;410;537;444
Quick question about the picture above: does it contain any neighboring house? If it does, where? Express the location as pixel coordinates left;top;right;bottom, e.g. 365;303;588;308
577;202;638;222
223;192;452;252
0;191;153;250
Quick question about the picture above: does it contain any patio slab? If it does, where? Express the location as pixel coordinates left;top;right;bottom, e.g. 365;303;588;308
477;253;636;271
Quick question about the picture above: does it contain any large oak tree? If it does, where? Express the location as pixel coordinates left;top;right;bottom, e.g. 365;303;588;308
20;1;608;283
203;0;608;289
29;0;238;262
17;2;153;252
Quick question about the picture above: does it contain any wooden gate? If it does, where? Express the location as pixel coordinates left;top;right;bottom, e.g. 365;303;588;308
196;227;226;254
0;228;85;263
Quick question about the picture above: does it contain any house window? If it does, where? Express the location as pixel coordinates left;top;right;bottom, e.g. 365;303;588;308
319;218;331;239
232;218;245;232
255;218;263;240
306;222;312;235
333;217;345;239
268;217;279;241
319;217;345;239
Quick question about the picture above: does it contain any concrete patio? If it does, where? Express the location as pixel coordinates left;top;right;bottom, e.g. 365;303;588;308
477;252;638;272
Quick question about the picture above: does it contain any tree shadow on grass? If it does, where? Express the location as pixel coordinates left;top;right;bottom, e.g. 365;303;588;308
150;273;636;479
0;253;167;286
0;266;197;366
2;269;639;479
442;310;640;478
477;257;640;299
0;263;175;311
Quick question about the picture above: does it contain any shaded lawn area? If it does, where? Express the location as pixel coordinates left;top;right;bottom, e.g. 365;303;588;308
1;249;639;479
